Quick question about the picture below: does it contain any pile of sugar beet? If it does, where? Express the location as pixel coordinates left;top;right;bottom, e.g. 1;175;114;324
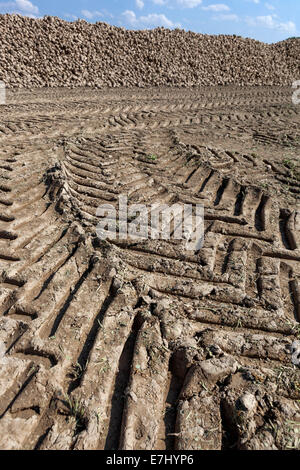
0;14;299;88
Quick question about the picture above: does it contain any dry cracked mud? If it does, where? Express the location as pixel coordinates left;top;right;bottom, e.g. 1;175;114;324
0;85;299;450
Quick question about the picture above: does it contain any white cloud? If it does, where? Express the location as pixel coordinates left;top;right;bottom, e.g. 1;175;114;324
265;3;275;10
213;13;239;22
152;0;168;4
279;21;296;33
122;10;181;28
122;10;137;24
202;4;230;12
177;0;203;6
64;13;78;21
16;0;38;13
0;0;38;15
81;9;104;20
246;14;296;34
136;0;144;9
152;0;202;7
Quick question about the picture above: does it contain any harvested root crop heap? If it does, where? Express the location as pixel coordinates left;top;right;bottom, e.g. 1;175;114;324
0;14;299;88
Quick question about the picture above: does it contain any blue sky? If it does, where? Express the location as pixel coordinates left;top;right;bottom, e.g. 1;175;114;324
0;0;298;43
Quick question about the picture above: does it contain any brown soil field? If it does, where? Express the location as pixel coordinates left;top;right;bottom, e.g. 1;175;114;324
0;85;299;450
